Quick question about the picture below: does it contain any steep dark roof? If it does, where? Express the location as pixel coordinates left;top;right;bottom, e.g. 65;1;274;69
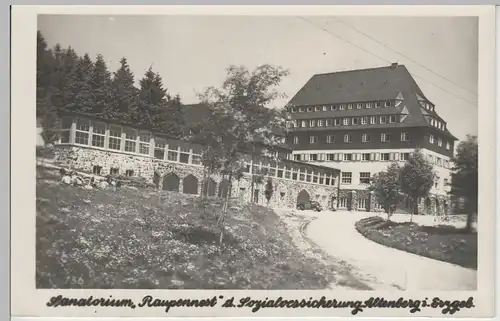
288;64;456;140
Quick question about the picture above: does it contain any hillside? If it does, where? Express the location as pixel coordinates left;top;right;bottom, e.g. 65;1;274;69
36;168;337;289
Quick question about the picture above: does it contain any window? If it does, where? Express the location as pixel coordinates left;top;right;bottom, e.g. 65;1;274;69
326;119;333;126
359;172;371;184
343;118;350;126
362;153;371;161
125;170;134;177
381;133;390;142
401;132;410;141
381;153;390;161
75;119;90;145
358;197;367;210
362;134;371;143
309;136;318;144
139;132;150;155
375;102;381;108
293;154;300;161
400;153;410;161
444;178;449;188
380;116;387;124
318;119;324;127
341;172;352;184
309;120;316;127
438;138;443;147
366;102;373;108
293;136;299;144
437;157;442;166
343;153;352;161
334;118;341;126
307;106;313;112
385;100;392;107
315;106;321;111
88;122;105;148
339;104;346;110
322;105;328;111
389;115;396;123
370;116;377;124
167;143;178;161
352;118;359;125
326;135;335;144
154;138;166;160
347;103;353;110
93;165;102;175
429;134;435;144
431;119;435;126
339;197;348;208
427;154;434;163
446;142;451;150
179;146;190;164
344;134;352;143
108;125;122;150
110;167;119;175
361;117;368;125
301;120;307;128
331;105;337;111
299;107;305;112
124;128;137;153
291;107;297;113
356;103;362;109
310;154;318;161
434;176;440;189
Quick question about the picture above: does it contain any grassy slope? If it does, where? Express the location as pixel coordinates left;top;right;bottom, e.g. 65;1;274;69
36;170;336;289
355;216;477;270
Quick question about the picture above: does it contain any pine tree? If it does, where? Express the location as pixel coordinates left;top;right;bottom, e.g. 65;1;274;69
62;53;95;113
36;31;54;117
90;54;113;116
111;57;138;123
137;66;165;126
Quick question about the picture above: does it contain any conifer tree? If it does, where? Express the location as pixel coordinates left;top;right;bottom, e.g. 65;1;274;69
36;31;54;117
63;53;95;113
90;54;113;116
111;57;138;123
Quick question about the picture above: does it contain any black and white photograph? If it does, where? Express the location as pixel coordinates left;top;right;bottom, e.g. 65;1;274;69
11;4;496;318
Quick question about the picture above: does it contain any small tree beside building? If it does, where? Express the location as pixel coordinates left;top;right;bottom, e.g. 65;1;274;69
400;149;436;222
368;163;403;220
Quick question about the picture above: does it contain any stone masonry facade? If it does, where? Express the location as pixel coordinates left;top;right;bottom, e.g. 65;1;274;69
53;145;339;210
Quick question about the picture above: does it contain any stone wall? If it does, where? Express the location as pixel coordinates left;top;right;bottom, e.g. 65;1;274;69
53;145;339;210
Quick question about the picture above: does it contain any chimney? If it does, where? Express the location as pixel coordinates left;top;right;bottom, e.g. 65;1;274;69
390;62;398;68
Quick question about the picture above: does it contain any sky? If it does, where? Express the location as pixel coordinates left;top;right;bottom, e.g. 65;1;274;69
38;15;478;141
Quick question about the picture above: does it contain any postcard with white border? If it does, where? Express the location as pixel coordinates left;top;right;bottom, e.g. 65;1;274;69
11;4;496;318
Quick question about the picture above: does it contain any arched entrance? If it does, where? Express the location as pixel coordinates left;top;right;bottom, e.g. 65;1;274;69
162;173;180;192
202;178;217;197
183;174;199;195
424;197;432;215
218;179;230;199
296;189;310;205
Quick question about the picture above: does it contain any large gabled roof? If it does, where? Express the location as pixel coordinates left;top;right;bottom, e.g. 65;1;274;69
288;63;456;140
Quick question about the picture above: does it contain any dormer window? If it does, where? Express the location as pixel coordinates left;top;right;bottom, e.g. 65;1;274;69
429;134;435;144
339;104;346;110
291;107;297;113
318;119;324;127
315;106;321;111
366;102;372;108
356;103;362;109
307;106;313;112
375;102;381;108
370;116;376;124
352;117;359;125
389;115;396;123
380;116;387;124
322;105;328;111
334;118;341;126
385;100;392;107
347;103;353;110
332;105;337;111
299;107;305;112
361;116;368;125
301;120;307;127
309;120;316;127
438;138;443;147
343;118;350;126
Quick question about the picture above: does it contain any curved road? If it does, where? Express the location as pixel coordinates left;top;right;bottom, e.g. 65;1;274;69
305;211;477;291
